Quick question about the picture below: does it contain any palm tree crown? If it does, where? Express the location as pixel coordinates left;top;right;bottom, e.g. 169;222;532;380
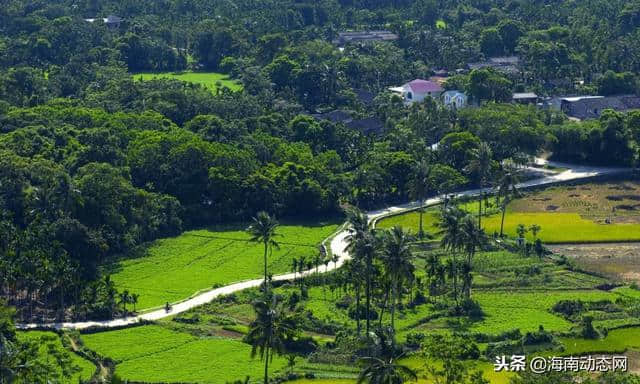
357;357;418;384
246;298;297;384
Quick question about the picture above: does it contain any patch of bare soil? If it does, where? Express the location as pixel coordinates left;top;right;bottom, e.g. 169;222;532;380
511;181;640;224
628;350;640;374
548;243;640;283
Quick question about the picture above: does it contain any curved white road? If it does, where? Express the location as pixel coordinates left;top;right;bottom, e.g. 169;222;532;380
17;160;631;330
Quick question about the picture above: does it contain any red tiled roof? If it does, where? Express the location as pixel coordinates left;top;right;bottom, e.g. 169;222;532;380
407;79;443;94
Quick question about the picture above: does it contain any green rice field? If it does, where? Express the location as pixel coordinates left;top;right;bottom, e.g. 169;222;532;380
109;222;339;310
82;325;285;383
560;327;640;355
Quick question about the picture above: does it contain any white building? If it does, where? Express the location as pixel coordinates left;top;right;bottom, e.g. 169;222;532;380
442;90;468;109
389;79;443;105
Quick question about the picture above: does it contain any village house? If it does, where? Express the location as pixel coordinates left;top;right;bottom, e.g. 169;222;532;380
467;56;520;75
512;92;539;105
442;90;468;109
560;95;640;120
333;31;398;45
389;79;443;105
311;110;384;136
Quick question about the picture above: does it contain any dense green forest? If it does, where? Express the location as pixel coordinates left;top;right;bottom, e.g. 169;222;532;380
1;0;640;330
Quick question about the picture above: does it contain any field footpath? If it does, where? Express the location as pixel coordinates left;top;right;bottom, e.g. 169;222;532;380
17;159;631;330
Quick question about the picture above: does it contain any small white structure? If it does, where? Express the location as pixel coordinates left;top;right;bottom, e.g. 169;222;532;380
442;90;468;109
84;15;123;29
389;79;443;105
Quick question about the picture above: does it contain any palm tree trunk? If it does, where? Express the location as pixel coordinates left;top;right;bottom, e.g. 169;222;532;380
419;198;424;238
355;284;361;335
263;241;269;295
500;206;506;237
478;188;482;229
365;255;372;335
452;254;458;307
264;347;270;384
391;278;398;333
379;284;389;327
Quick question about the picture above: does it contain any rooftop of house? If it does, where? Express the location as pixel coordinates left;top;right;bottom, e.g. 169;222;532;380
561;95;640;119
560;95;604;102
405;79;443;94
467;56;521;74
443;90;466;97
346;117;385;135
84;15;123;24
428;76;449;85
513;92;539;99
489;56;520;65
311;110;384;135
311;110;353;124
334;30;398;43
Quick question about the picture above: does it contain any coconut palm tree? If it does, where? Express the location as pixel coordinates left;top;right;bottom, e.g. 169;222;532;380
357;329;416;384
344;207;378;335
381;226;415;332
409;159;433;238
332;254;340;270
246;298;297;384
344;257;366;335
529;224;541;239
357;356;418;384
291;258;298;283
458;215;487;299
497;164;520;237
438;206;466;303
247;211;280;295
466;142;493;229
131;293;139;312
297;255;306;291
118;290;130;315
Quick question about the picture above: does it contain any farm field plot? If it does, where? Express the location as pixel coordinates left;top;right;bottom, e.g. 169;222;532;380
467;290;620;335
108;222;339;309
376;210;441;234
377;181;640;243
18;331;96;383
82;325;286;383
559;327;640;355
133;71;242;92
548;243;640;283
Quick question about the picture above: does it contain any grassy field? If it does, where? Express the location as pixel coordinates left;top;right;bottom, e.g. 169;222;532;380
378;181;640;243
133;71;242;92
109;221;339;309
559;327;640;355
18;331;96;383
469;290;618;335
82;325;285;383
376;210;441;234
